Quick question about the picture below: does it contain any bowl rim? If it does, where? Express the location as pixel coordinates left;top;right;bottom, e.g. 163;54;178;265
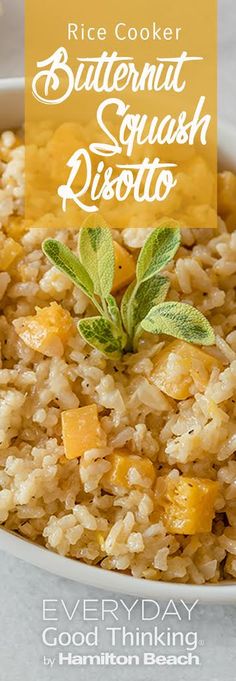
1;77;236;601
1;528;236;602
0;76;24;91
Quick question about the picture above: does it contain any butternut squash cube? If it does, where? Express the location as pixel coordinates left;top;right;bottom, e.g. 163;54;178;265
0;237;23;271
112;242;136;293
102;449;156;491
151;339;221;400
162;476;219;535
13;301;74;357
61;404;102;460
6;217;31;241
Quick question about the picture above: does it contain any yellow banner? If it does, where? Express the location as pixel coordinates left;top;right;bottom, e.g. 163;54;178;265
25;0;217;229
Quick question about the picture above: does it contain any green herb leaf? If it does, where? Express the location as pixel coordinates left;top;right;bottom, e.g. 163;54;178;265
136;224;181;283
42;239;94;298
128;275;170;339
79;216;115;298
78;316;123;359
120;280;136;337
106;294;128;349
141;302;215;346
106;294;122;329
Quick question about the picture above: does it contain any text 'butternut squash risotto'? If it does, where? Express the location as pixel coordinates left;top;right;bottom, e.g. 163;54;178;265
1;128;236;584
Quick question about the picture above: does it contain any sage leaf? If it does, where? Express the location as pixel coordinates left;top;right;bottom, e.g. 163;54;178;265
141;302;215;346
120;280;136;337
106;294;122;329
136;224;181;283
78;316;123;359
42;239;94;298
79;217;115;298
127;275;170;338
106;294;128;349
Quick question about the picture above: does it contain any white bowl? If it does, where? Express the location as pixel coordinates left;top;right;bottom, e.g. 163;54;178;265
1;77;236;602
0;78;24;130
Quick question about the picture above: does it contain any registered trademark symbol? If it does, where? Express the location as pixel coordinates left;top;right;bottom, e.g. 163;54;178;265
198;639;205;646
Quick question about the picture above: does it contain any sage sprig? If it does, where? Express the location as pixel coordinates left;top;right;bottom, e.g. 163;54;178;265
42;218;215;359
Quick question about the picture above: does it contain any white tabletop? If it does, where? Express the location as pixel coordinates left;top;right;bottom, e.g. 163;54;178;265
0;1;236;679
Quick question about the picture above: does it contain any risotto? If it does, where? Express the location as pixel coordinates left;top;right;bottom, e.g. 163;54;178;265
1;129;236;585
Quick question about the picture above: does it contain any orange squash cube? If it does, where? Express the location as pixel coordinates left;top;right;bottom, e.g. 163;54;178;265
102;449;156;491
0;237;23;271
162;476;219;535
151;339;221;400
61;404;102;459
112;242;136;293
6;217;31;241
13;301;74;357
